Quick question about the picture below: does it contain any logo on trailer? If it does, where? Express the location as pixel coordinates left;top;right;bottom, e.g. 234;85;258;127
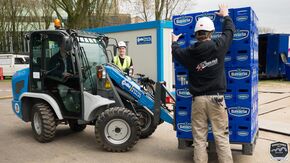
236;55;249;61
177;122;192;132
137;36;152;45
121;80;132;90
177;88;192;98
195;13;216;21
174;16;193;26
236;16;248;22
237;131;249;137
234;30;249;40
178;111;188;116
228;69;250;79
238;94;249;100
270;142;288;161
228;107;250;117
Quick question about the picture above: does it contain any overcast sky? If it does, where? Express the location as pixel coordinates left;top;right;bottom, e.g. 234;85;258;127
188;0;290;33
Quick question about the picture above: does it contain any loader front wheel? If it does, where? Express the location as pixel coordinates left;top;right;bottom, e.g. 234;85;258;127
31;103;56;143
95;107;141;152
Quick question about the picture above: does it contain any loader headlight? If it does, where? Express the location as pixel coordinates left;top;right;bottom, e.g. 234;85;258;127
97;66;106;79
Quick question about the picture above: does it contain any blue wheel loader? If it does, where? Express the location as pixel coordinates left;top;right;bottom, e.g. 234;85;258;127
11;29;173;152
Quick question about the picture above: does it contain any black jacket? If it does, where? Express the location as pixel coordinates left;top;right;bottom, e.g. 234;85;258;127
172;16;235;96
47;52;74;78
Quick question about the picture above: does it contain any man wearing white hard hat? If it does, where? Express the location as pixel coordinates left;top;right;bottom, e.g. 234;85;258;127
114;41;133;75
172;5;235;163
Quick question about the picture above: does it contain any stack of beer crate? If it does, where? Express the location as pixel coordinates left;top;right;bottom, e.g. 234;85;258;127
173;7;259;144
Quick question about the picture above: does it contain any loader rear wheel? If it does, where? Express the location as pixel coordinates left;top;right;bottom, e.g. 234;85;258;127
31;103;56;143
137;108;157;138
68;120;86;132
95;107;141;152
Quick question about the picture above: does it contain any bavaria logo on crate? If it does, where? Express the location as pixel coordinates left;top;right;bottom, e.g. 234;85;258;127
174;16;193;26
195;13;216;21
234;30;250;40
228;69;251;79
228;107;250;117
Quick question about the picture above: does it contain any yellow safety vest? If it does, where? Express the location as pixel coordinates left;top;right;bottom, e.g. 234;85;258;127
114;55;131;71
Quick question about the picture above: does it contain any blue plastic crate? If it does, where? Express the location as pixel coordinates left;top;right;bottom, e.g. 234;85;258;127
232;7;258;30
173;14;196;32
232;119;258;143
232;45;258;67
185;33;198;46
224;45;236;67
174;60;187;70
175;103;192;117
232;29;258;47
227;99;258;122
226;66;258;88
225;86;236;106
176;99;192;109
176;90;192;103
174;68;190;88
175;34;189;48
235;86;258;106
176;120;192;139
175;98;192;139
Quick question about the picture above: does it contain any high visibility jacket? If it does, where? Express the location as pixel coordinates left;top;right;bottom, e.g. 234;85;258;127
114;55;132;71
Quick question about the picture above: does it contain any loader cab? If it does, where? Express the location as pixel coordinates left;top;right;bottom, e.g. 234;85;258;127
29;30;110;120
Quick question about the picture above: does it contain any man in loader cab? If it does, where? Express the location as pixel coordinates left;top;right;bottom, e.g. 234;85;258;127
114;41;134;75
171;4;235;163
47;38;74;82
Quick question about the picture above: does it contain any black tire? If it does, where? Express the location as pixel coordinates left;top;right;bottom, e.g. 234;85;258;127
68;120;86;132
31;103;56;143
95;107;141;152
137;108;157;138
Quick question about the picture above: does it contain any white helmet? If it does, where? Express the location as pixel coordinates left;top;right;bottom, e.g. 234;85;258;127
194;17;215;32
118;41;126;48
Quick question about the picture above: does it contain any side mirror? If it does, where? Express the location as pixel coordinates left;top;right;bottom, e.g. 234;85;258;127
63;36;73;52
103;36;109;47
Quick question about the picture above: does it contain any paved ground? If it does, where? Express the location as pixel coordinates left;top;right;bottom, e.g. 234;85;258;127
0;80;11;98
0;79;290;163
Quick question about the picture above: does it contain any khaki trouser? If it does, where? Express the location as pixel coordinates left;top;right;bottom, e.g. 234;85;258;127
191;95;233;163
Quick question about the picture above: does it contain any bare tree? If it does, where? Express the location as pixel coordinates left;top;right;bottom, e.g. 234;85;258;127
164;0;195;20
155;0;165;20
92;0;115;27
5;0;31;52
51;0;114;29
50;0;90;29
122;0;196;21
